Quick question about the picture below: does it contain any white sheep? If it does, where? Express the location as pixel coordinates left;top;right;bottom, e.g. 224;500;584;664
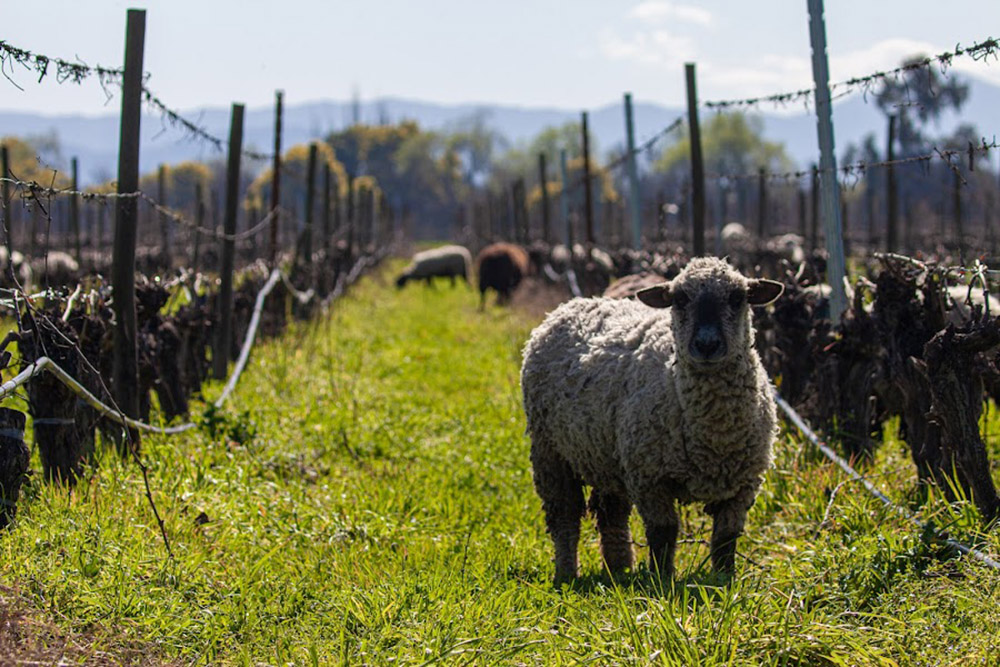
521;257;783;583
31;250;79;287
395;244;472;289
0;246;32;287
766;233;806;266
721;221;754;258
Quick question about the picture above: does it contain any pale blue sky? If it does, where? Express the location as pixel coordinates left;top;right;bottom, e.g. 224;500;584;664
3;0;999;115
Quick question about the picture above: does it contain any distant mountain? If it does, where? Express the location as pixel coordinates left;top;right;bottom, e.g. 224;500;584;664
3;74;998;186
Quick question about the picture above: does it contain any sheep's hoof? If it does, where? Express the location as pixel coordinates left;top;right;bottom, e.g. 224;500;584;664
553;568;579;587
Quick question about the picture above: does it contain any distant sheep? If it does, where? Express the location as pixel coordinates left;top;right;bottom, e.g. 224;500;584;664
721;222;754;259
522;257;783;582
767;233;806;266
0;247;32;288
602;271;668;300
395;245;472;289
31;251;79;288
476;242;529;309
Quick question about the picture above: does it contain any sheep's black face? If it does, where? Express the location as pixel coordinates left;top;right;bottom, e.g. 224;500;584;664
688;292;729;363
635;259;783;369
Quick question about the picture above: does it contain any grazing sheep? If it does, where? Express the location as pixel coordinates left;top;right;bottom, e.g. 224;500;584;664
476;242;529;309
395;245;473;289
721;222;754;260
31;250;80;288
521;257;783;583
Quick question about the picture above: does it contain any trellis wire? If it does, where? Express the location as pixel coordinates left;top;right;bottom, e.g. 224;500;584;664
0;253;375;435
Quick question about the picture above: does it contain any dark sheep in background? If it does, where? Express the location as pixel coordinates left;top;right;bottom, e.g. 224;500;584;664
476;242;529;309
395;244;473;289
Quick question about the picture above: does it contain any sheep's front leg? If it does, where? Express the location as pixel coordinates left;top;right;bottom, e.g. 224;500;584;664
531;445;585;584
706;500;748;574
638;500;679;578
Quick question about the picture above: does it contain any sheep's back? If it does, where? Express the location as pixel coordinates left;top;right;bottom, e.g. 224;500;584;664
521;298;674;491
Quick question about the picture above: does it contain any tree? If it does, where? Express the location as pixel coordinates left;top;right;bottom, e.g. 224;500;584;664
874;57;969;154
654;112;791;179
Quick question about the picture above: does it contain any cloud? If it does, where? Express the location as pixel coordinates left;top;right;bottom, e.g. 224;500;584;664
696;38;1000;107
599;28;698;68
629;1;713;26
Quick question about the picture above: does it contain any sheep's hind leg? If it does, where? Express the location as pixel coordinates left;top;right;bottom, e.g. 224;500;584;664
590;490;634;575
531;445;585;584
639;502;679;579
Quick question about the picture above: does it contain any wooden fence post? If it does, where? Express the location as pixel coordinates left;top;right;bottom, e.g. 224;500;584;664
193;180;204;274
157;163;170;268
953;167;964;259
1;144;10;259
346;175;355;258
757;167;767;241
70;157;81;264
323;163;331;253
538;153;551;245
302;141;318;265
810;165;819;251
624;92;642;250
559;149;572;247
886;114;898;252
581;111;595;245
111;8;146;435
269;90;283;267
213;102;244;381
685;63;706;257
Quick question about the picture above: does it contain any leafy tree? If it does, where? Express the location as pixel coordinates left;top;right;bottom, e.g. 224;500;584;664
246;142;350;217
0;135;71;187
653;112;792;179
874;57;969;154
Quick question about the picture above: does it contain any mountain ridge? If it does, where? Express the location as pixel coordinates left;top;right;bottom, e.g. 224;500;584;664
3;75;998;185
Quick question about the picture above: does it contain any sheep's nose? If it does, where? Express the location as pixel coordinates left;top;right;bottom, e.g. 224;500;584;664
691;330;725;360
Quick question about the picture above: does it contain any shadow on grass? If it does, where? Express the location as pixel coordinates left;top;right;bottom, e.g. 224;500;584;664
546;564;735;605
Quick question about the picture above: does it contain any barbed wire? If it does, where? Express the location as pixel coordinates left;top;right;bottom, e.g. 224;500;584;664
0;39;272;163
140;86;272;162
601;116;685;174
704;36;1000;111
0;40;122;91
704;135;999;186
0;176;140;202
139;193;281;242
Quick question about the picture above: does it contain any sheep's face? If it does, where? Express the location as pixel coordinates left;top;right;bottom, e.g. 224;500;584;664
636;259;782;367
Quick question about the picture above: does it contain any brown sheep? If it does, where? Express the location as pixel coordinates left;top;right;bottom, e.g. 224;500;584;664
602;272;670;300
476;242;529;309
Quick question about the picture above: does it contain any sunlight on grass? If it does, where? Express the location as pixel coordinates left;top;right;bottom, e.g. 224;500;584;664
2;261;999;664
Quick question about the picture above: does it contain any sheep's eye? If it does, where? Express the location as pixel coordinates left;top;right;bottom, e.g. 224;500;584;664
673;291;690;308
728;289;745;308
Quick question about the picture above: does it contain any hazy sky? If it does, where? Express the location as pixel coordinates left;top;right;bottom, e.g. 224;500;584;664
3;0;999;115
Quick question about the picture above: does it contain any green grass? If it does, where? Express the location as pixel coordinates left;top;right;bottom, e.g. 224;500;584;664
2;262;1000;665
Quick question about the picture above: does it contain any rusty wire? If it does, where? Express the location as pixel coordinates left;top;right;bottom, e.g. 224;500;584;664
0;39;122;91
0;39;271;163
704;135;999;186
704;36;1000;111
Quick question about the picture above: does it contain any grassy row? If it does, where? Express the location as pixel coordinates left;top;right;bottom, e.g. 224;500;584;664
1;263;999;665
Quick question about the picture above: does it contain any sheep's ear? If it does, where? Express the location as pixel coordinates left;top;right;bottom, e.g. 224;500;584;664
747;279;784;306
636;283;672;309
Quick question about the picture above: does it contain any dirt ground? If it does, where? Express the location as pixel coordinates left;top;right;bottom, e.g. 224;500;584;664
0;586;168;667
508;276;574;320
